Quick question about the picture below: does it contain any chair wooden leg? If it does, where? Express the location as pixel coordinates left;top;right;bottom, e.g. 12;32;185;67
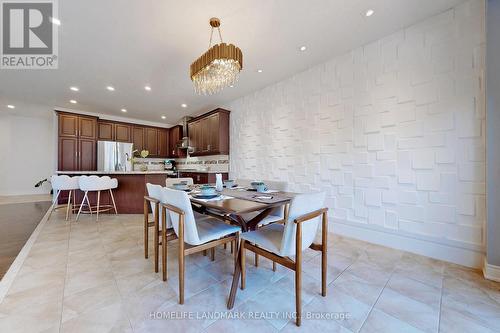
85;192;93;215
48;190;61;219
210;248;215;261
144;199;149;259
255;253;259;267
295;223;303;326
162;207;167;281
241;240;246;290
96;190;101;221
65;190;72;221
154;203;159;273
178;215;185;304
109;189;118;214
321;211;328;297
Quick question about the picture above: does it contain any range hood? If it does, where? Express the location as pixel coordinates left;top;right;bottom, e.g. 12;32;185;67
176;116;192;149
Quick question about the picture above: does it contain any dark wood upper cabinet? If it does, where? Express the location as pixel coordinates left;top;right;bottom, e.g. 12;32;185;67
168;125;184;158
158;128;169;158
79;117;97;139
132;126;145;153
98;121;114;141
57;112;98;171
59;113;79;137
58;137;78;171
145;128;159;157
115;123;132;142
188;109;229;156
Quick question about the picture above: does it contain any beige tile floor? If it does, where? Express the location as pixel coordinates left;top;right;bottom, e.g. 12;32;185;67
0;211;499;333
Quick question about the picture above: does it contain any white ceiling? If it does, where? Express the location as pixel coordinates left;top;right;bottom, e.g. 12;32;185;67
0;0;466;124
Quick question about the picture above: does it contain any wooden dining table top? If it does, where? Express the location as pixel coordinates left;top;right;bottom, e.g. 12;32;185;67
188;187;295;215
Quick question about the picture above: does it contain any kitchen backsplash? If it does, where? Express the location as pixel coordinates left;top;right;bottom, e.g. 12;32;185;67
133;155;229;172
176;155;229;173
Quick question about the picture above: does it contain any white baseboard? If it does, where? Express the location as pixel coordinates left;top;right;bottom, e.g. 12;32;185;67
483;259;500;282
331;219;484;268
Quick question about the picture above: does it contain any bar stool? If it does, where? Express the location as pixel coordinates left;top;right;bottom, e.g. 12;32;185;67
76;175;118;221
49;175;80;220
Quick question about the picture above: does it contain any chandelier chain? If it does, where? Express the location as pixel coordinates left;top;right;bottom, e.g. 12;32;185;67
208;27;224;48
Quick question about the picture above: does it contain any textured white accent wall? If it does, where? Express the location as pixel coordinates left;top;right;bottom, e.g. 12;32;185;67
228;0;485;264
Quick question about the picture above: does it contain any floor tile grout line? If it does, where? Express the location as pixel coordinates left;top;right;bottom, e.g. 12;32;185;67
357;266;395;333
57;214;72;332
437;274;444;333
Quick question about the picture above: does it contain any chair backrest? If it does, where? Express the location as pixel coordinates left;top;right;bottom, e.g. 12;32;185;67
279;192;326;256
166;177;194;187
146;183;170;229
51;175;80;190
161;187;201;245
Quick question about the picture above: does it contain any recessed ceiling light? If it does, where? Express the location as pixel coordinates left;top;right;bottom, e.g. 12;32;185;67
106;86;115;91
70;86;79;92
121;108;127;113
7;104;15;109
144;86;152;91
50;17;61;25
69;100;77;104
181;104;187;108
161;116;166;120
299;46;307;51
365;9;375;17
229;85;234;88
257;69;263;73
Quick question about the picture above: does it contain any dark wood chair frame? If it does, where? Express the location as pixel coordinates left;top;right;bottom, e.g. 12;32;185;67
160;202;239;304
238;207;328;326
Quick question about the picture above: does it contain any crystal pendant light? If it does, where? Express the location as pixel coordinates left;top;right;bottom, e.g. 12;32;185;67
190;18;243;95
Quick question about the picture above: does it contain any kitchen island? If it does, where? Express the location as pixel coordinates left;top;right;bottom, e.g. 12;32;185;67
56;171;173;214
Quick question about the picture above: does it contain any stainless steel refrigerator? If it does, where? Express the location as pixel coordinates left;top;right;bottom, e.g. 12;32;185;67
97;141;134;172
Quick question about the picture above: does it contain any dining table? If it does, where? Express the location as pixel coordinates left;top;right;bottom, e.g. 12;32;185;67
187;186;295;309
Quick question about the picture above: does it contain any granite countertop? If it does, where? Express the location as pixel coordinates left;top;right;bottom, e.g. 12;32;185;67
56;171;176;175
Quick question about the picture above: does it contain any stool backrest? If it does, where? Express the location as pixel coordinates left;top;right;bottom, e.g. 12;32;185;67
146;183;170;229
51;175;80;190
79;175;115;191
166;178;193;187
161;187;200;245
279;192;326;256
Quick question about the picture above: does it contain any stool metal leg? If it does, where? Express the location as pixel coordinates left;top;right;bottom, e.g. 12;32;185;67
96;190;101;221
65;190;72;221
48;190;61;219
109;189;118;214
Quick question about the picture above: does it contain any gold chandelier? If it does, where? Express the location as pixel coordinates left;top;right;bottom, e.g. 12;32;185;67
190;18;243;95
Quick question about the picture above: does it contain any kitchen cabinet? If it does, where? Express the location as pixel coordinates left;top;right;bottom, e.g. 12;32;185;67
145;127;159;157
188;109;229;156
57;112;97;171
158;128;169;158
168;125;185;158
98;121;114;141
115;123;132;142
132;126;145;153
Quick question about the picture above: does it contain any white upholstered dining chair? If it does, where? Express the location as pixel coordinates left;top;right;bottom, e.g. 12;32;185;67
161;187;241;304
238;192;328;326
